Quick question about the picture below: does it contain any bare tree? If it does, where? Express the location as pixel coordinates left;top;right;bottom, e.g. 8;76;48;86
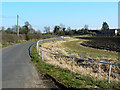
60;24;65;31
67;27;71;31
1;26;5;31
84;24;89;30
37;30;41;34
44;26;50;33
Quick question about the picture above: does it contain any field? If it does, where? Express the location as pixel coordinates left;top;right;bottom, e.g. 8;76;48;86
31;44;120;88
78;36;120;52
63;39;119;61
37;36;120;85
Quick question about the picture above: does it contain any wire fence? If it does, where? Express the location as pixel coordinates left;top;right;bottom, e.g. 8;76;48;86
36;37;120;83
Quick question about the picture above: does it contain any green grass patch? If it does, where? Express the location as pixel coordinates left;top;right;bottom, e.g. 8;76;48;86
2;40;38;48
31;45;120;88
63;40;118;60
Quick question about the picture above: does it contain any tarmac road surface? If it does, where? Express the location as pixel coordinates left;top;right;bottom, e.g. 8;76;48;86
2;42;57;88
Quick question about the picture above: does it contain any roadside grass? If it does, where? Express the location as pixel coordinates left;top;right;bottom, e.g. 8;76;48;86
1;36;58;48
63;39;118;61
31;45;120;88
39;38;65;47
1;40;38;48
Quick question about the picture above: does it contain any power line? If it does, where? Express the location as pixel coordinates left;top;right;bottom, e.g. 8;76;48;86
1;16;16;19
19;17;26;21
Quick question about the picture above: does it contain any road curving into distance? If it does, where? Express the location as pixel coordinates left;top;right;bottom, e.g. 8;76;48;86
2;41;56;88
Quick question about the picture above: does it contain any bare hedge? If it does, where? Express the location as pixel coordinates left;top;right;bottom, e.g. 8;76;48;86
1;32;55;44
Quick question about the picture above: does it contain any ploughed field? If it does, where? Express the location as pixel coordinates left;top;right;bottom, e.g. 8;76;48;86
78;36;120;52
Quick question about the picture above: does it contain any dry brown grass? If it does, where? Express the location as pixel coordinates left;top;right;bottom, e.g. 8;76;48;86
39;37;120;83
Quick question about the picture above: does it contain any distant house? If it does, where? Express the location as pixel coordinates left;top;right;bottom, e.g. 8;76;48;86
101;29;117;36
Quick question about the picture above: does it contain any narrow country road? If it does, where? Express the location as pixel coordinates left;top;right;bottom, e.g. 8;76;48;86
2;42;52;88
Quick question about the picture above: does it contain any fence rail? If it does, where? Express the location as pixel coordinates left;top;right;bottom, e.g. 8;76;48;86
36;37;120;83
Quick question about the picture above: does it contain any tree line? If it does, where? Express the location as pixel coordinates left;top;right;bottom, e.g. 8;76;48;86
1;21;97;37
1;21;119;42
1;21;41;34
1;21;55;44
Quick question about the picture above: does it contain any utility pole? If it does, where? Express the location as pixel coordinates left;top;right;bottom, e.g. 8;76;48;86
118;1;120;29
17;15;19;41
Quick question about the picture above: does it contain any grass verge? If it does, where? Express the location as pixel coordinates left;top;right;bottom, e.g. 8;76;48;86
1;40;38;48
31;45;120;88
